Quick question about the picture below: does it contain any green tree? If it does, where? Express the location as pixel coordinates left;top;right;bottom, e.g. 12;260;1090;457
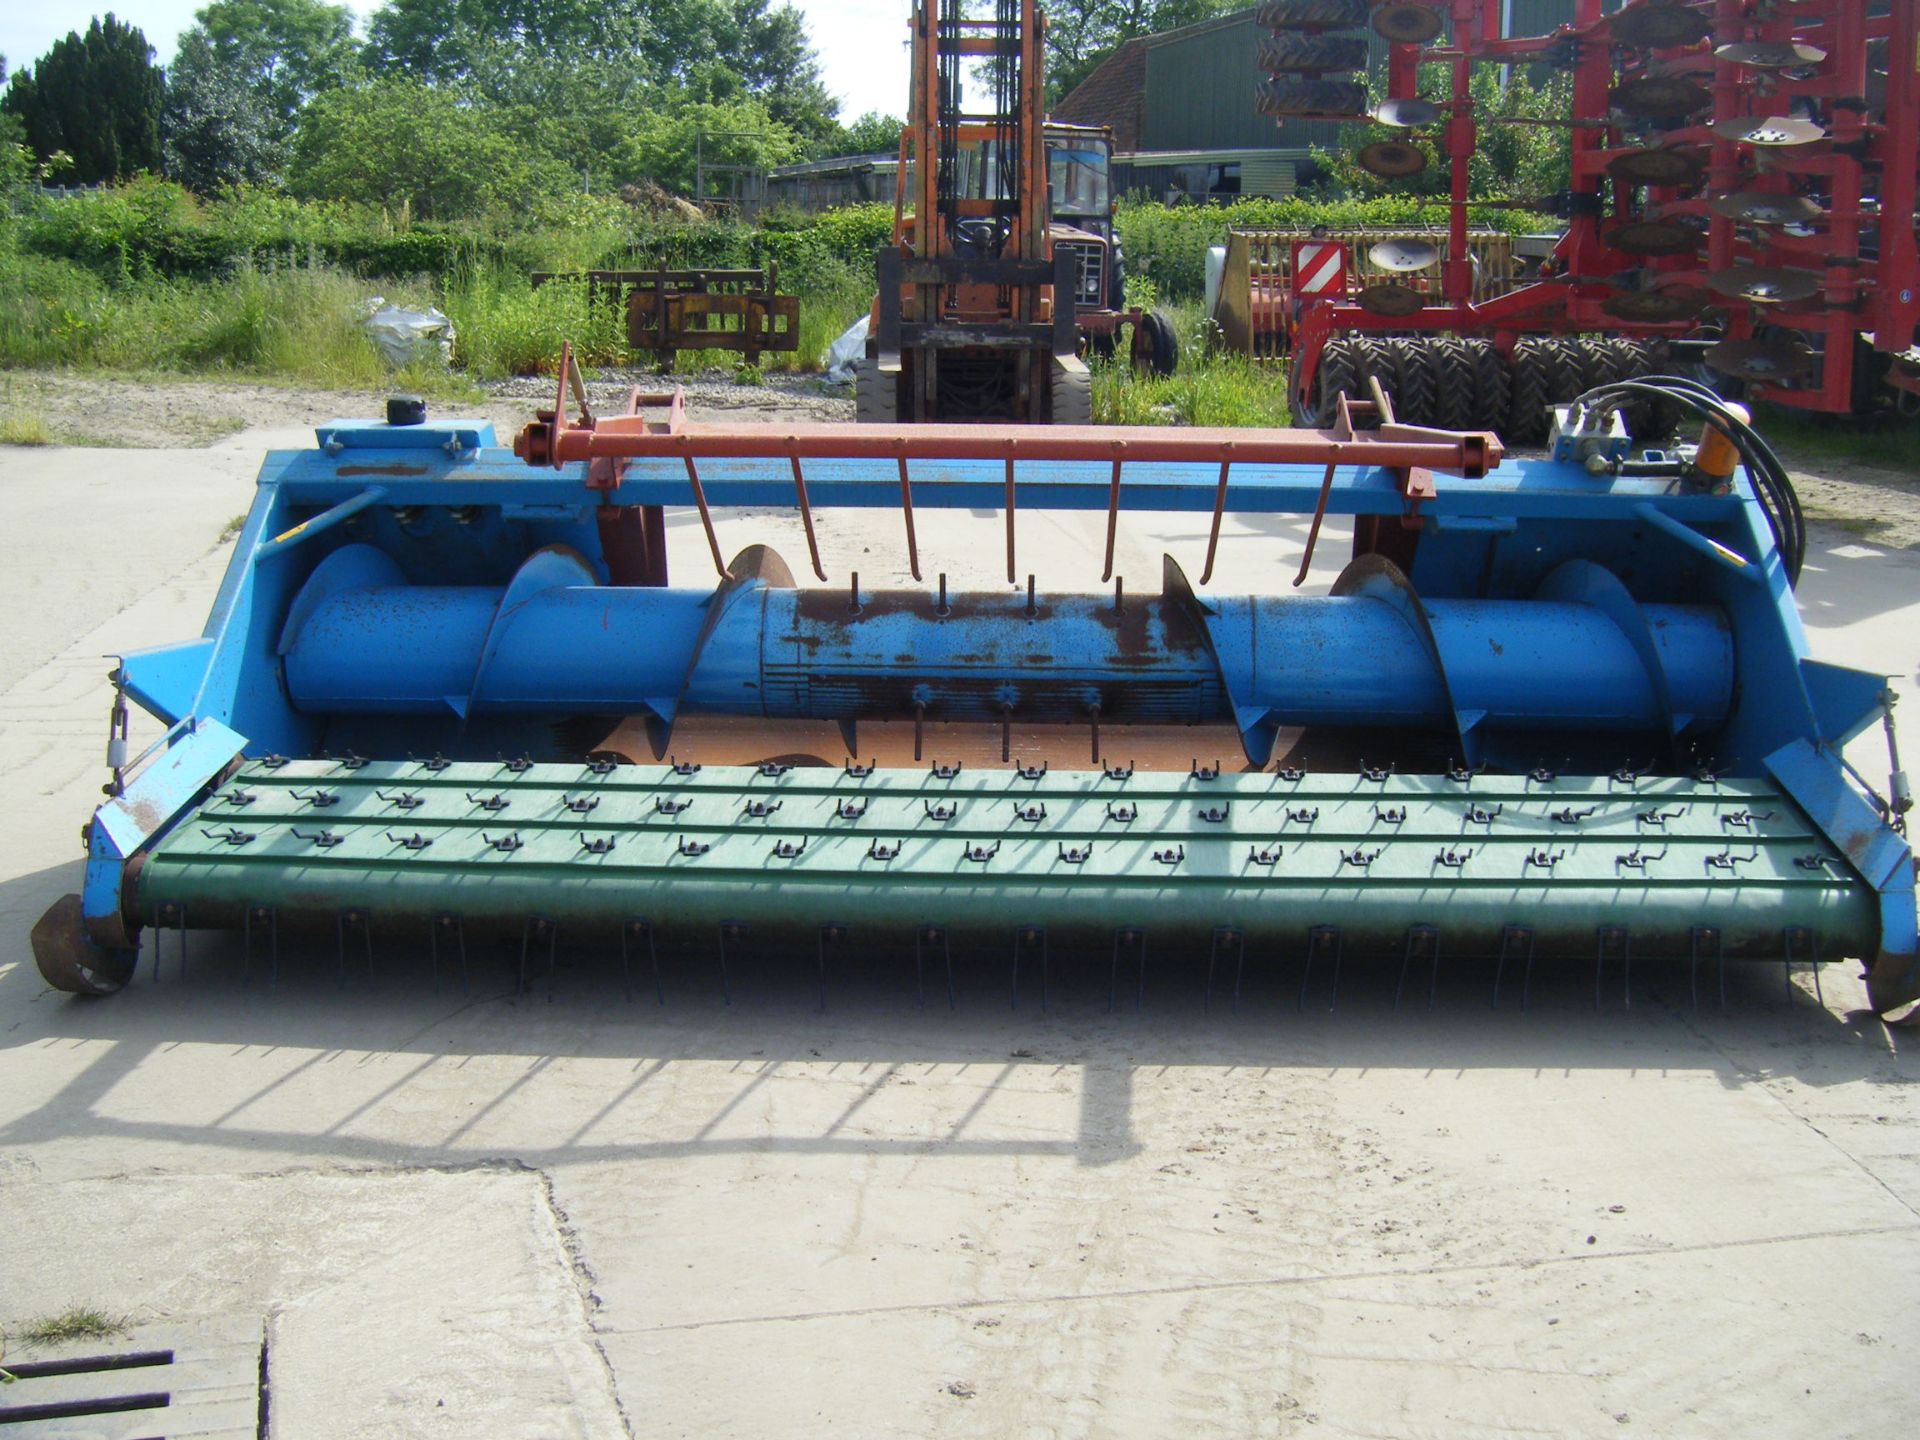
1;16;166;183
1045;0;1238;102
285;78;570;218
827;111;905;158
612;98;804;197
362;0;835;142
162;32;283;190
181;0;357;139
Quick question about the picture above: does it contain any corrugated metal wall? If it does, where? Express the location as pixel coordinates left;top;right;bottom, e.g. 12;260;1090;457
1142;17;1386;152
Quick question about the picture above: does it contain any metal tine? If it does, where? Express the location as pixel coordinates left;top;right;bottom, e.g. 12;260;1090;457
337;908;371;985
718;921;744;1006
1011;926;1048;1012
818;924;847;1013
788;453;828;581
1299;925;1342;1012
1109;927;1145;1013
1595;926;1629;1010
1689;924;1726;1014
1781;925;1821;1009
432;915;469;995
622;919;662;1005
520;915;557;999
1394;924;1439;1011
1492;924;1534;1011
243;904;278;987
916;925;953;1011
1205;927;1243;1013
897;455;922;581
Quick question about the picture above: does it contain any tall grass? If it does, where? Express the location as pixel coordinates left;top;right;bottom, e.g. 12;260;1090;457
0;250;473;395
1091;306;1293;428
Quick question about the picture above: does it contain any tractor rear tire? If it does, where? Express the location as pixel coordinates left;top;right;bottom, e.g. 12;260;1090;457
1382;337;1438;427
1052;362;1094;425
1299;337;1362;426
1256;78;1370;118
1462;339;1510;432
1257;33;1371;72
854;358;898;423
1430;336;1475;432
1507;338;1554;445
1255;0;1370;28
1136;311;1180;377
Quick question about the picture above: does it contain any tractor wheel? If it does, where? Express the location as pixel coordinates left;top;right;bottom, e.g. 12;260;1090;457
1051;362;1094;425
1136;310;1180;377
1344;337;1390;426
1430;336;1475;432
1256;78;1370;118
854;359;897;423
32;893;136;996
1255;0;1370;28
1462;339;1511;432
1298;337;1362;426
1382;337;1438;427
1507;339;1554;445
1257;33;1371;72
1540;337;1587;410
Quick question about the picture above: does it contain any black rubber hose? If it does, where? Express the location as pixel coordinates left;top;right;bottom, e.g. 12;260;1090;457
1574;375;1805;585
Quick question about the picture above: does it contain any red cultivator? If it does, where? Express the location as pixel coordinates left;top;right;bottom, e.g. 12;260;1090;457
1247;0;1920;440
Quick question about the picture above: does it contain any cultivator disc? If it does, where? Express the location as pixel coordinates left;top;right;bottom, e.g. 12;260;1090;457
1355;283;1424;316
1710;192;1825;225
1601;287;1709;323
1371;3;1444;43
1368;238;1441;272
1711;115;1827;147
1357;140;1430;178
1611;77;1713;119
1610;4;1713;50
1705;337;1818;382
1607;147;1707;187
1716;40;1827;69
1606;220;1703;256
1707;266;1822;305
1375;97;1443;128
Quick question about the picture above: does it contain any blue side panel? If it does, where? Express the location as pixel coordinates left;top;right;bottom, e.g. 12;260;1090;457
121;639;215;727
85;718;248;929
1801;660;1890;748
1765;737;1917;966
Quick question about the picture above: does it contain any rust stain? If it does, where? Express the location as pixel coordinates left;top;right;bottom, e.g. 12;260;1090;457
337;464;430;478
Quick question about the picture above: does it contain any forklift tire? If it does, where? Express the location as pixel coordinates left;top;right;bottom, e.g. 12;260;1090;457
1136;311;1180;377
854;359;897;424
1051;363;1094;425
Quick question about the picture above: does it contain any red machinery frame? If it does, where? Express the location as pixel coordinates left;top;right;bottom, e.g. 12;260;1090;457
1283;0;1920;420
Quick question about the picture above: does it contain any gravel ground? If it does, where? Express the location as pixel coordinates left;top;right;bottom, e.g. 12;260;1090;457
0;368;854;450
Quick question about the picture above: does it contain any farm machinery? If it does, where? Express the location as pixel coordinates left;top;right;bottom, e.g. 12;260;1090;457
1243;0;1920;441
860;0;1175;425
29;372;1918;1016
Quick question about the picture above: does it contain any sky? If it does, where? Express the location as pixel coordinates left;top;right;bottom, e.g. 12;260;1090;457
0;0;913;120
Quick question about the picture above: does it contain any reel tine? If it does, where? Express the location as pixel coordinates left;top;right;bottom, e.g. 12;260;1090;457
818;923;847;1013
718;921;744;1007
1206;927;1243;1014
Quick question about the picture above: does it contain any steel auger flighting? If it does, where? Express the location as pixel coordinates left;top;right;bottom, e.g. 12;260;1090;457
31;386;1917;1015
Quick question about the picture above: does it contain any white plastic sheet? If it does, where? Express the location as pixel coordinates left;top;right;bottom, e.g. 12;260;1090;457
361;297;456;367
824;313;871;383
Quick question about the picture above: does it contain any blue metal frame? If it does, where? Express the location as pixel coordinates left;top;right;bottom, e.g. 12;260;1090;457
73;415;1912;1004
